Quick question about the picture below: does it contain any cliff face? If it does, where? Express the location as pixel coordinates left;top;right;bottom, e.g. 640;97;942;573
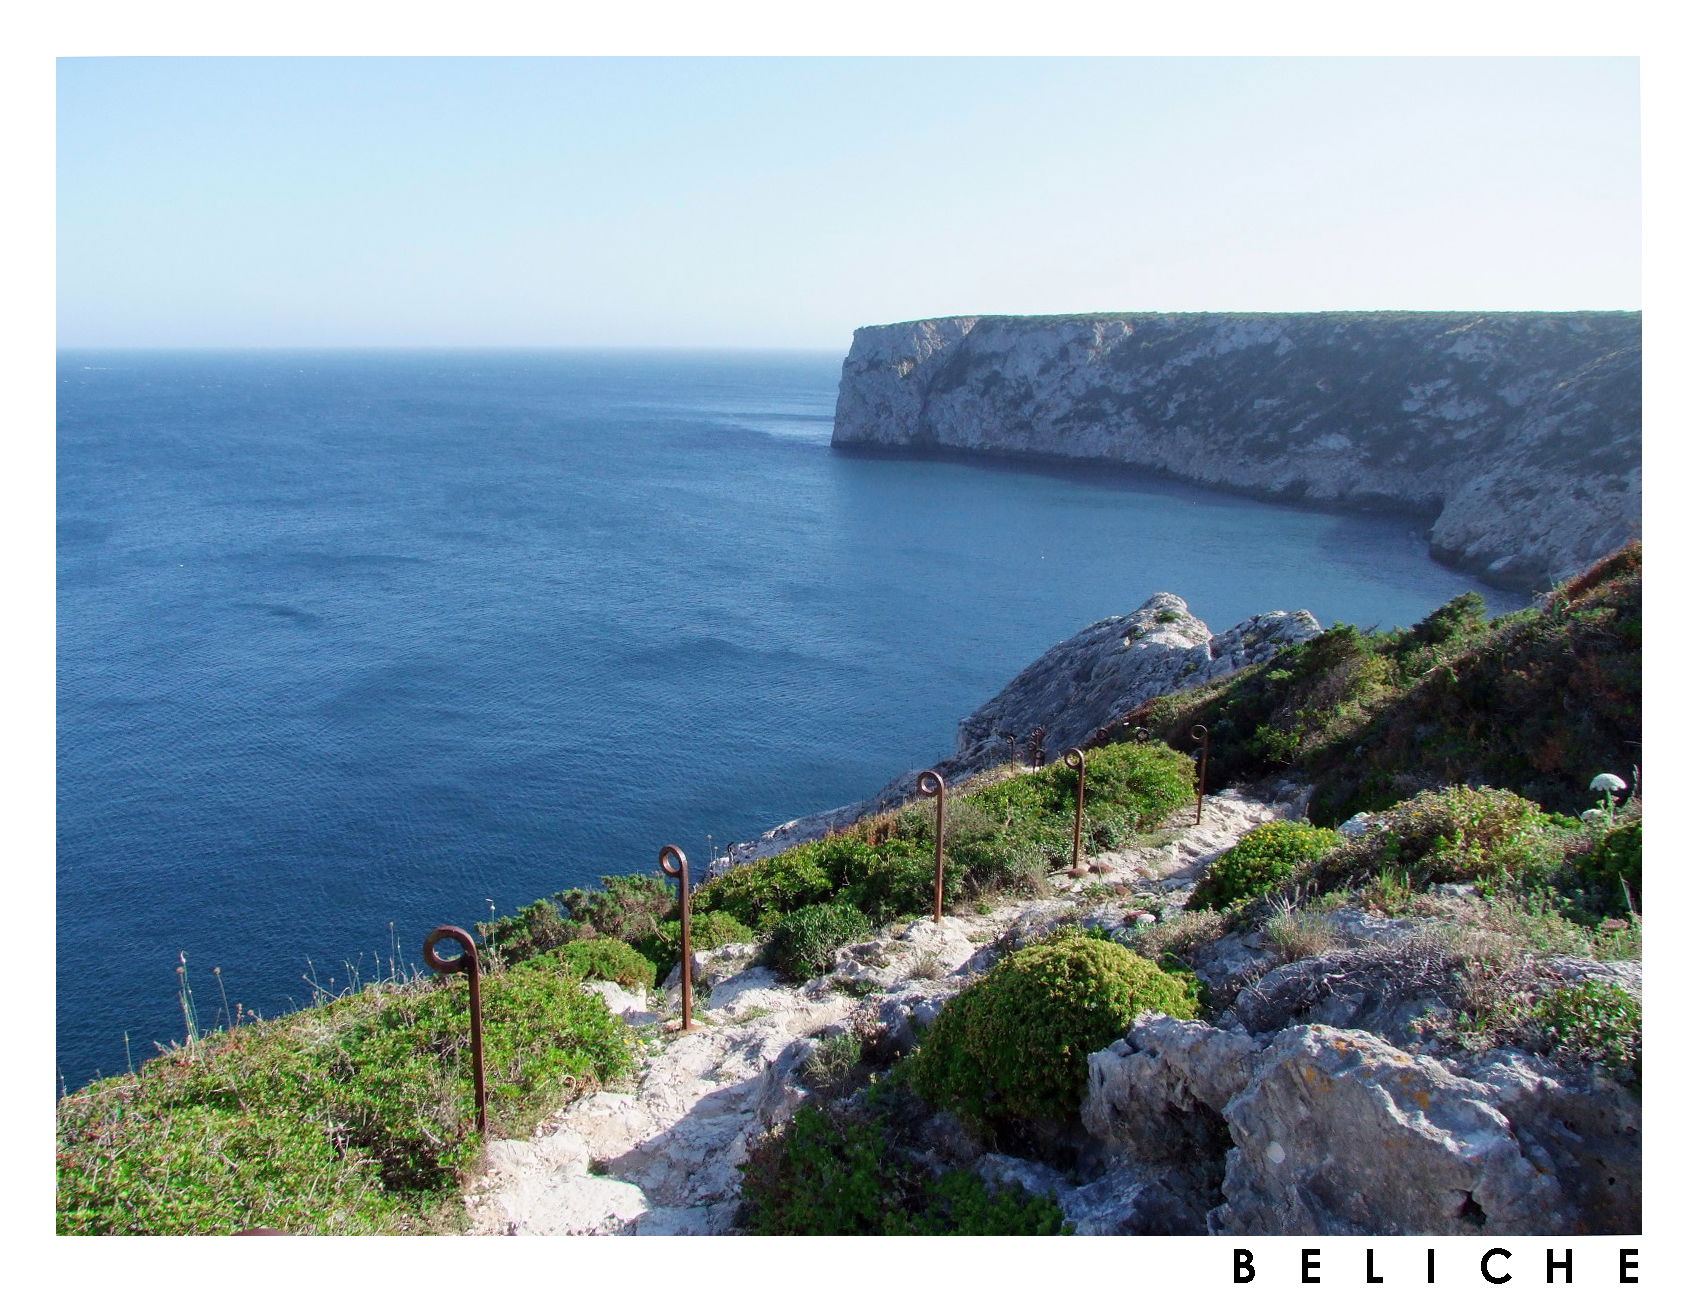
831;312;1641;589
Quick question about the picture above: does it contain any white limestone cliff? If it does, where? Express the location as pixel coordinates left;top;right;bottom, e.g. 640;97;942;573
832;312;1641;589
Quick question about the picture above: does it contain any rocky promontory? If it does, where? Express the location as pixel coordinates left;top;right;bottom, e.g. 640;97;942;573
831;312;1641;589
742;593;1318;860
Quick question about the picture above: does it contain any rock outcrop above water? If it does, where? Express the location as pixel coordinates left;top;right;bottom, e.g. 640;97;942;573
742;593;1318;860
832;313;1641;589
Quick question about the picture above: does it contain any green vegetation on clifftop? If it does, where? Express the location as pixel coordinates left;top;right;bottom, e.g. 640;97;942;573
1130;544;1640;822
56;954;637;1235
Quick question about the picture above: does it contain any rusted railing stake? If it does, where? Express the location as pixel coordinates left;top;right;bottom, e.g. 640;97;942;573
422;925;487;1134
1192;723;1211;825
1064;747;1090;878
1001;731;1019;769
917;769;946;922
658;845;694;1031
1027;725;1047;771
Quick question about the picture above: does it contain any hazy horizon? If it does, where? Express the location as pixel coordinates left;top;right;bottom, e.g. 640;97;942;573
58;56;1639;349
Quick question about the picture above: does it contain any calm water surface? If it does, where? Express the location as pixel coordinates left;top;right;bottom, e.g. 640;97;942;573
57;349;1523;1089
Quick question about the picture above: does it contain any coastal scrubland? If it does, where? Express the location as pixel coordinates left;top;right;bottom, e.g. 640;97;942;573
57;545;1643;1236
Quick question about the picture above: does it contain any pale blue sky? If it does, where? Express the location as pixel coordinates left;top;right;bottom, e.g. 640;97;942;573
56;56;1640;348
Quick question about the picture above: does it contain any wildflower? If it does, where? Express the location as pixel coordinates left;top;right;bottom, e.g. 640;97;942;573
1589;772;1628;826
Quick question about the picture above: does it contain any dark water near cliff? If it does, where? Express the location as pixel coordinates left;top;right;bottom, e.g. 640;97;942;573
57;349;1523;1089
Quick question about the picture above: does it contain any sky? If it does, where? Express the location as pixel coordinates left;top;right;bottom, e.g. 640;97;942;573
57;54;1641;348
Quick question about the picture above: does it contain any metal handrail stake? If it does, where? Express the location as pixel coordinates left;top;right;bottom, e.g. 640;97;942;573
917;769;946;923
422;925;487;1134
658;845;694;1031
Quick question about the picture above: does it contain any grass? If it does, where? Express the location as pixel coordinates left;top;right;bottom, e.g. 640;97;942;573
57;952;638;1235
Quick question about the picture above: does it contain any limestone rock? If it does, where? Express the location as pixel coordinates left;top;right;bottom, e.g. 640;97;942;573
1084;1015;1260;1160
832;312;1640;589
580;979;658;1026
734;603;1318;858
1211;1026;1607;1235
1080;1019;1641;1236
1229;946;1450;1048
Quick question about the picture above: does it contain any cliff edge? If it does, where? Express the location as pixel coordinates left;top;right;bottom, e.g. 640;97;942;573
831;312;1640;589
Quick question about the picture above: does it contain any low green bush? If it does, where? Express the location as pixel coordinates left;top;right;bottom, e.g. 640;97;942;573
1529;981;1641;1079
479;873;676;966
1189;821;1343;910
57;956;636;1235
476;896;575;964
638;909;757;978
739;1104;1068;1235
907;928;1197;1131
549;937;657;991
1371;786;1549;884
693;850;832;931
1125;546;1640;823
841;837;951;924
1579;820;1642;916
1074;740;1198;842
768;904;874;982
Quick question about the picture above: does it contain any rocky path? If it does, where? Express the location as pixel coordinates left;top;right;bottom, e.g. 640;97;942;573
462;785;1302;1236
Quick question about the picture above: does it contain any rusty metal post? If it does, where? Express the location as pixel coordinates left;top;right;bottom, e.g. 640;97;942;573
658;845;694;1031
917;770;946;922
1027;726;1047;771
1063;748;1089;877
1001;731;1019;769
1191;724;1211;825
422;925;486;1134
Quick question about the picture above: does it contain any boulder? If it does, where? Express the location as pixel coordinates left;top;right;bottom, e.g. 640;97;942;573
1211;1026;1625;1235
580;979;658;1027
1080;1018;1642;1236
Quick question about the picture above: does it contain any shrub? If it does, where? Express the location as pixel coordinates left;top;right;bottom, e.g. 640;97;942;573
1124;544;1641;822
841;837;950;924
1074;740;1198;841
560;874;675;945
739;1104;1068;1235
639;909;757;978
1189;821;1343;910
768;904;874;982
1529;982;1641;1079
1369;786;1547;884
476;897;574;964
549;937;657;991
907;928;1197;1131
56;957;636;1235
1579;820;1641;916
693;851;832;931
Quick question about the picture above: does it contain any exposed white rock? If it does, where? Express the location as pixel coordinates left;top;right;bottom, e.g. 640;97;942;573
579;980;658;1027
833;313;1640;589
1081;1019;1641;1236
736;600;1318;859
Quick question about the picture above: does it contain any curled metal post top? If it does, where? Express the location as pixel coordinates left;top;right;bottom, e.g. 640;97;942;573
917;769;945;798
1063;747;1086;770
658;844;688;879
1191;723;1210;742
423;925;477;975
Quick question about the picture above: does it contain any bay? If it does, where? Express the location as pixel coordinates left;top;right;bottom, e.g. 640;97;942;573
56;349;1522;1090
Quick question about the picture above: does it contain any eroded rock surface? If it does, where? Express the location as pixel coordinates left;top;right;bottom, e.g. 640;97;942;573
832;312;1640;589
1082;1019;1641;1236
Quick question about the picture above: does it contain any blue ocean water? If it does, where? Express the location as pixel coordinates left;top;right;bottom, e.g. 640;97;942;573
57;349;1523;1090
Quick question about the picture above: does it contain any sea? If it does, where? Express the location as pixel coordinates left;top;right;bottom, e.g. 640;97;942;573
56;349;1525;1091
